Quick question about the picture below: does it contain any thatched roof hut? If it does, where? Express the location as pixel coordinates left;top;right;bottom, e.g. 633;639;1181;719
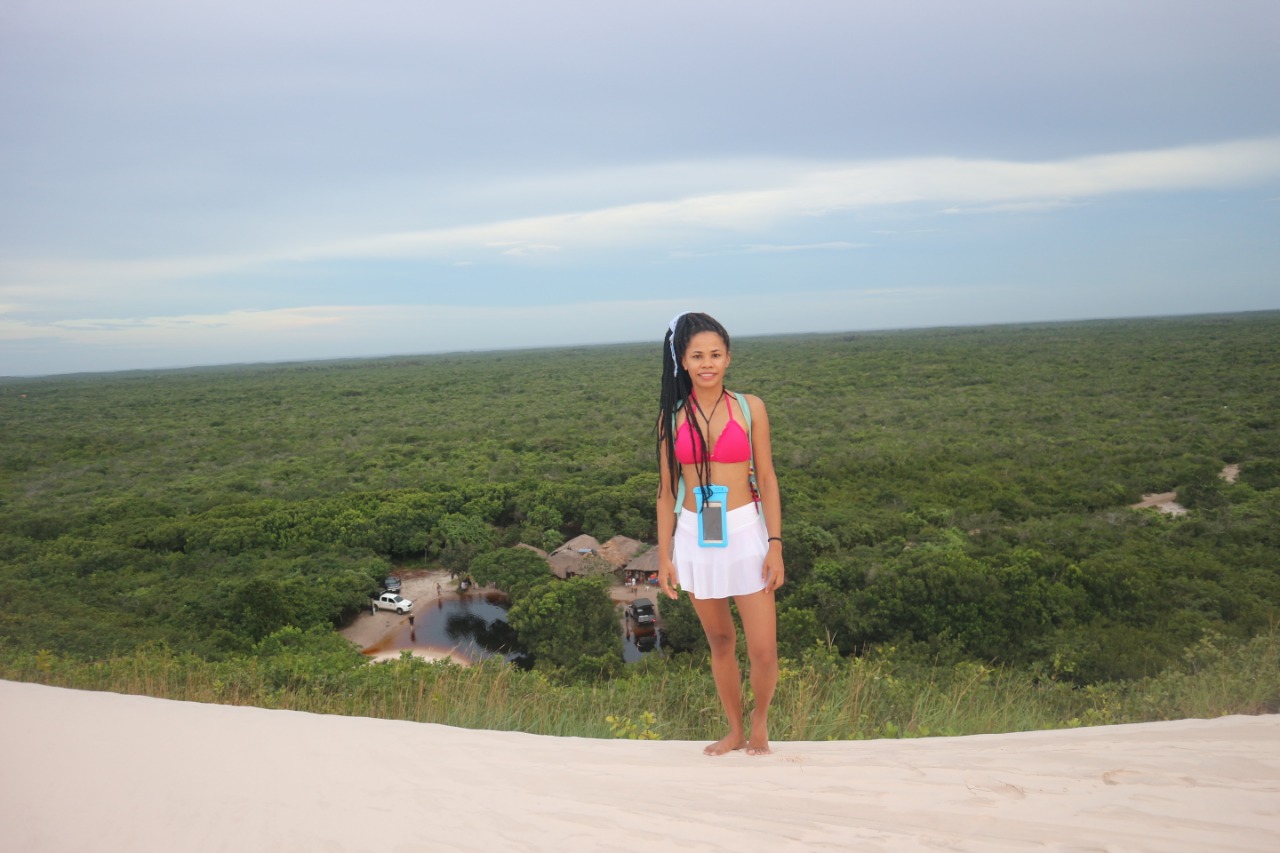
547;534;608;579
597;535;645;569
625;547;660;576
552;534;600;557
536;534;660;581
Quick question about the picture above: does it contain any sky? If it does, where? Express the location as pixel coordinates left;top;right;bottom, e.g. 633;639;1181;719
2;0;1278;377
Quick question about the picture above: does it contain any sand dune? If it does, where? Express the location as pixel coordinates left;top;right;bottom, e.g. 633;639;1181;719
2;679;1277;852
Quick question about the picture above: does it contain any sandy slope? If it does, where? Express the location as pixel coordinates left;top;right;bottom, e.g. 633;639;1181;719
2;680;1277;852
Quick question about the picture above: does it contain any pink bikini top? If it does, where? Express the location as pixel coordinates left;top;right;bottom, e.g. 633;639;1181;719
674;393;752;465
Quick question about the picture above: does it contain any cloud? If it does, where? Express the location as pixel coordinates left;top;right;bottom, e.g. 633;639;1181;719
0;306;358;343
6;271;1278;377
669;240;870;259
744;241;870;253
496;243;562;258
940;199;1080;216
3;137;1279;302
0;290;959;365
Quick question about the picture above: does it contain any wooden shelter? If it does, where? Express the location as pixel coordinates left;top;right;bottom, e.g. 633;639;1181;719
596;535;644;569
547;534;608;579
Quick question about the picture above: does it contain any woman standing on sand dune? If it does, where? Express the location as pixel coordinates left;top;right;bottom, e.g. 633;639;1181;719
655;312;784;756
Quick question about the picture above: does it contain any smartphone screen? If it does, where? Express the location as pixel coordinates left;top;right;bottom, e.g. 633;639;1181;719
701;499;724;544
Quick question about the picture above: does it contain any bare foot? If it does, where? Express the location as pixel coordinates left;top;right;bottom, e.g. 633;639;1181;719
746;716;771;755
703;733;746;756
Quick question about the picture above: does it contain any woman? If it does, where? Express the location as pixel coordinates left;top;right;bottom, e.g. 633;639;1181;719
655;312;784;756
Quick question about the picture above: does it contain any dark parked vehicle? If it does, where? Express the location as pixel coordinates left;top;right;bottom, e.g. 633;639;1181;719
627;598;657;626
384;576;402;594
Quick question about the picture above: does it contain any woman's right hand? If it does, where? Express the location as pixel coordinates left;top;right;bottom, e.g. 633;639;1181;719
658;557;680;600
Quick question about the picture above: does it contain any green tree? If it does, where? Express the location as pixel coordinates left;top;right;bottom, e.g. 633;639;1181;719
435;512;497;573
469;547;554;599
655;592;706;654
506;576;620;677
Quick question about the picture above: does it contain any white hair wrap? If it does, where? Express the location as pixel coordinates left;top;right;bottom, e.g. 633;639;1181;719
667;312;689;376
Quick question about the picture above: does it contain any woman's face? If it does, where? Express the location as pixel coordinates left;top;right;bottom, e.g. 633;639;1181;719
681;331;731;390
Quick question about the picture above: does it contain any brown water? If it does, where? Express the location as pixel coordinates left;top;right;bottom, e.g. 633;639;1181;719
361;589;662;663
362;590;520;663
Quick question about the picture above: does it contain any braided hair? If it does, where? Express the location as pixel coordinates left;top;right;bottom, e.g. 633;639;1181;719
656;312;732;503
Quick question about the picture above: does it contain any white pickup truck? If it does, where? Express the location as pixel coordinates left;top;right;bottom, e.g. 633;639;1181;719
371;592;413;614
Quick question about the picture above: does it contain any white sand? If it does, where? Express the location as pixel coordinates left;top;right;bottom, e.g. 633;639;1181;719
2;680;1277;852
1130;491;1188;516
1129;464;1240;517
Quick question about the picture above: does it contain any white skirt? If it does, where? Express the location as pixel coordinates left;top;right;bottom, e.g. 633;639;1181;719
673;503;768;599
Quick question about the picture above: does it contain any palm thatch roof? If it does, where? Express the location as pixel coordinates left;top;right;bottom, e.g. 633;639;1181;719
625;547;660;576
596;535;645;569
547;534;608;579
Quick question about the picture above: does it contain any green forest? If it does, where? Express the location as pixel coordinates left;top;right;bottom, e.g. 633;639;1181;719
2;312;1278;738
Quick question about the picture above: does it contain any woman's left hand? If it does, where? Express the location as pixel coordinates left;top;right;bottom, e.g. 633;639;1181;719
762;545;785;593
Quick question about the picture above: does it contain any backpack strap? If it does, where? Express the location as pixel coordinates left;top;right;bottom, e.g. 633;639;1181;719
733;392;762;513
672;392;758;517
733;392;753;437
672;402;686;516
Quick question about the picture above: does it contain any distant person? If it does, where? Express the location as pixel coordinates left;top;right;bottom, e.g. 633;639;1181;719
655;312;785;756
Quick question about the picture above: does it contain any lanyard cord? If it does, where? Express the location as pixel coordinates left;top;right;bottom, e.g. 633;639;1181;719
689;390;725;436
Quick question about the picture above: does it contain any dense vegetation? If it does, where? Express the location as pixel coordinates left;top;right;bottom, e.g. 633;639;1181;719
4;629;1276;741
2;312;1278;735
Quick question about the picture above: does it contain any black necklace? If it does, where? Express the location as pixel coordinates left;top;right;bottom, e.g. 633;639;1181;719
690;389;725;432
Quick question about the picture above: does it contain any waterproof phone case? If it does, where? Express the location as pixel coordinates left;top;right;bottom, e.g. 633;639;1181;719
697;484;729;548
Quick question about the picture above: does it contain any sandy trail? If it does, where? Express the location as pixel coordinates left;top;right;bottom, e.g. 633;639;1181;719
1129;463;1241;516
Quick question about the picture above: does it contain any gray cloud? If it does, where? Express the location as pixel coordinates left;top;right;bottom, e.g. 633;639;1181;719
2;0;1278;374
